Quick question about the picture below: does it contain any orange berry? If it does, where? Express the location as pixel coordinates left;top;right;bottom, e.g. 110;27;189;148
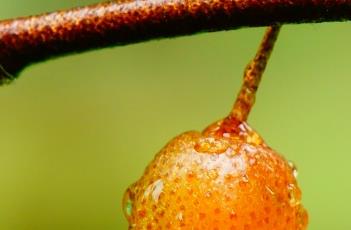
123;26;308;229
123;120;308;230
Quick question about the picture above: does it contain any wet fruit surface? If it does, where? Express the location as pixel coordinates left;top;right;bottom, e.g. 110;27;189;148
123;121;308;230
123;26;308;229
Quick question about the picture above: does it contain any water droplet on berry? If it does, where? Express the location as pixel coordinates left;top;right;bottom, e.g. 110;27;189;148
288;161;299;179
249;158;256;165
265;185;275;195
144;179;164;202
242;174;249;183
176;212;183;221
195;137;229;154
287;183;300;207
244;144;258;155
123;191;133;218
207;169;219;180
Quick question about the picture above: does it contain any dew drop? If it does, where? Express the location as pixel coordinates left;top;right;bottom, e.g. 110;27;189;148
176;212;183;222
205;191;212;198
293;169;298;179
297;206;309;228
287;183;301;207
244;144;258;154
249;158;256;165
265;185;275;195
194;137;229;154
207;169;219;180
125;199;133;217
143;179;164;203
288;161;298;179
239;175;249;188
123;190;133;218
242;174;249;183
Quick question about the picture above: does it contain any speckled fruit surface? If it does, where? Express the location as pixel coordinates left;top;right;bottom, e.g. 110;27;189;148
123;120;308;230
123;26;308;230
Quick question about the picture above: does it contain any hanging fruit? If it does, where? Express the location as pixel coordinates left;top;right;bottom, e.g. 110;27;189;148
123;26;308;230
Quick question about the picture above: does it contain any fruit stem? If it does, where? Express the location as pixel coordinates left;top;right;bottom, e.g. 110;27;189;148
230;25;281;122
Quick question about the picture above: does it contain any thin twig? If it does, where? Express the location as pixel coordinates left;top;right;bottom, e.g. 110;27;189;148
213;26;281;136
0;0;350;83
231;25;281;122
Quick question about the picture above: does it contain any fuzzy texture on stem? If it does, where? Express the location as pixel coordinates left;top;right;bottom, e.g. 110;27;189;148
0;0;351;83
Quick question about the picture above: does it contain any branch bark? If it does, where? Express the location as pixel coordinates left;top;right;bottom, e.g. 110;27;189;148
0;0;350;83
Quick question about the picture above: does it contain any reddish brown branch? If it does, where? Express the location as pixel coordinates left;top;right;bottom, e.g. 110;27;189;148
0;0;351;83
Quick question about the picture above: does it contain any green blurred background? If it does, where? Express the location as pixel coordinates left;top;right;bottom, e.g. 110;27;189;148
1;1;351;229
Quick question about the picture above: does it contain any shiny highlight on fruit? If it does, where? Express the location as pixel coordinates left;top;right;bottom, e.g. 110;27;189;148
123;26;308;230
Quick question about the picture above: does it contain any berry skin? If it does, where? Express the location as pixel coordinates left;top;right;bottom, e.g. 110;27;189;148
123;26;308;229
123;120;308;230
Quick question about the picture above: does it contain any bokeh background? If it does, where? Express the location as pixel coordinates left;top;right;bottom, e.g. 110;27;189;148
1;1;351;229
